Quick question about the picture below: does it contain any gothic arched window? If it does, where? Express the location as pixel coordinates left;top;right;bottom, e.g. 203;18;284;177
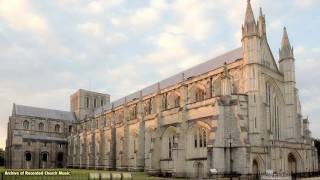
41;152;48;162
55;124;60;133
130;105;137;120
162;93;168;110
195;88;205;102
169;137;172;159
94;98;97;108
117;111;124;124
167;92;180;109
86;97;90;108
199;130;203;147
169;136;175;159
162;127;177;160
25;152;32;161
144;99;153;116
202;128;207;147
190;85;206;103
23;120;29;129
194;127;207;149
38;122;44;131
194;133;198;148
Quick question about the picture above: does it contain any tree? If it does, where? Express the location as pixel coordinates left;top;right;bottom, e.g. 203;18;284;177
0;148;4;166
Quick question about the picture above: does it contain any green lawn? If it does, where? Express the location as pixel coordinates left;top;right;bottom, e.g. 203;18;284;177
0;167;178;180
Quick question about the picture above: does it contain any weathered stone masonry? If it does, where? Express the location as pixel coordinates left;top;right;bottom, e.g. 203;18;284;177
5;1;318;178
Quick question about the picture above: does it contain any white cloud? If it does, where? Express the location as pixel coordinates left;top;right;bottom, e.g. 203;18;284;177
58;0;123;14
172;0;214;41
130;8;159;27
111;0;168;29
0;0;48;33
294;45;320;138
77;22;102;37
294;0;315;9
88;0;124;14
76;22;128;45
269;19;284;31
141;30;189;64
88;1;104;14
105;32;128;45
233;30;242;46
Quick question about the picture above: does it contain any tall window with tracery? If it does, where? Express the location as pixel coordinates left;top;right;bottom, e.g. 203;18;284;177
169;137;172;159
174;96;180;107
169;136;175;159
55;124;60;133
133;137;137;152
202;128;207;147
23;120;29;129
117;111;124;124
38;122;44;131
195;88;205;102
144;99;152;115
130;105;137;120
86;97;89;108
162;93;168;110
200;130;203;147
167;93;180;109
194;127;207;148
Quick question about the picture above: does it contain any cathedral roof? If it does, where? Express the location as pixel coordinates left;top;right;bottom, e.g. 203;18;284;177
12;104;75;121
95;47;243;115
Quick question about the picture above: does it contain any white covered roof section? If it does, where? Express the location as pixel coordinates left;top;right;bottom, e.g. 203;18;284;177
95;47;243;115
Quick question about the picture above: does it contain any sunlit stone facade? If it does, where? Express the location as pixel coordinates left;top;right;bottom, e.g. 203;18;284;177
6;1;318;178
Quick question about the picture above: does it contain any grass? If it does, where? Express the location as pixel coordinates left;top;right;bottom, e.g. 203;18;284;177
0;167;179;180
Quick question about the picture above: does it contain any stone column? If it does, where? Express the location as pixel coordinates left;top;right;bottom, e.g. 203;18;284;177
99;128;105;169
67;136;73;167
110;104;117;170
123;98;129;170
173;83;188;177
90;120;96;168
150;83;162;174
137;91;145;171
76;134;80;168
212;103;226;173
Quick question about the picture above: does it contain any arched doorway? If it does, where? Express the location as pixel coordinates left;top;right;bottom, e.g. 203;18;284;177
288;153;297;174
161;126;177;171
252;159;259;174
40;152;48;168
25;152;32;161
56;152;64;168
25;152;32;169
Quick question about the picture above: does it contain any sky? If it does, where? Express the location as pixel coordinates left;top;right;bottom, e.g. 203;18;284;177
0;0;319;149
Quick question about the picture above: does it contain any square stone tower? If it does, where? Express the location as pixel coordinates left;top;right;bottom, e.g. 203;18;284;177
70;89;110;121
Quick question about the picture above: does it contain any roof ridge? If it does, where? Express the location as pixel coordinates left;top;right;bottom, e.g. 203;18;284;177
15;104;75;121
15;104;71;113
95;47;243;115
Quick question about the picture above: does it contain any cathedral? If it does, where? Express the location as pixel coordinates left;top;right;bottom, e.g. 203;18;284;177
5;0;318;178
